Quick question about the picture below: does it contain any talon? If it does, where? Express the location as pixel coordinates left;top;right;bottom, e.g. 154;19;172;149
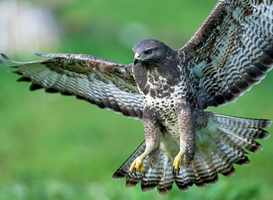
141;172;145;179
128;152;147;176
173;150;184;175
172;166;176;175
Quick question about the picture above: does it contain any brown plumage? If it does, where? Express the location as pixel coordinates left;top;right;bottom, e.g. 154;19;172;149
1;0;273;195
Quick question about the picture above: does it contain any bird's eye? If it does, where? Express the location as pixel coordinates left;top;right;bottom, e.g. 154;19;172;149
144;50;152;55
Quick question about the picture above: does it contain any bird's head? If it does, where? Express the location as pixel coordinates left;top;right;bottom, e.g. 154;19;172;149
132;39;181;89
132;39;173;66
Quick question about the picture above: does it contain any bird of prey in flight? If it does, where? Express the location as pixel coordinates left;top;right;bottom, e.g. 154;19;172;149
1;0;273;195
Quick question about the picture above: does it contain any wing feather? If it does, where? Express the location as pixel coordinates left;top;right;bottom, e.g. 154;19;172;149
0;53;143;119
180;0;273;109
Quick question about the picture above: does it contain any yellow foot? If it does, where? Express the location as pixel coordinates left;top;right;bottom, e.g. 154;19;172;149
173;150;184;175
129;152;147;176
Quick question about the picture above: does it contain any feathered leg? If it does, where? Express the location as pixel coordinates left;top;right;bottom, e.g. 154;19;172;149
173;102;196;174
128;106;161;176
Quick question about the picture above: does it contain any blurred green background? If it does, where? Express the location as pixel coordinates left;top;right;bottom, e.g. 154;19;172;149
0;0;273;199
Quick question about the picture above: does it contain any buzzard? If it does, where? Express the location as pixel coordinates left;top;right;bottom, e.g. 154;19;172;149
1;0;273;195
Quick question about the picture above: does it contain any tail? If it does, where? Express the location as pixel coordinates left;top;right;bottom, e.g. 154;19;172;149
112;113;271;195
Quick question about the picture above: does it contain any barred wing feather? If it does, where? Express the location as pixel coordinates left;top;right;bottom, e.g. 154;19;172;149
0;53;143;119
181;0;273;109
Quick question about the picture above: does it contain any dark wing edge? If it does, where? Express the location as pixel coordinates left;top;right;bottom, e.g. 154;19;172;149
180;0;273;109
0;53;143;119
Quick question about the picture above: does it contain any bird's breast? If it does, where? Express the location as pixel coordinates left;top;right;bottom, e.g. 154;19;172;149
141;83;180;127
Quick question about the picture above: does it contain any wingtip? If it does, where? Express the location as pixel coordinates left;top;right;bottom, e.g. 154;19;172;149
33;52;42;56
0;53;24;68
1;53;9;60
0;59;8;66
0;53;23;64
0;53;11;66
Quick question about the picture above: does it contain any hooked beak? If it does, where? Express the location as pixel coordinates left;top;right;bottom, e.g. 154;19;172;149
134;53;140;65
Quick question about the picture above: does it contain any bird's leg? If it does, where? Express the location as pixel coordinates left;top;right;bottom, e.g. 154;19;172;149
128;107;161;176
173;102;196;174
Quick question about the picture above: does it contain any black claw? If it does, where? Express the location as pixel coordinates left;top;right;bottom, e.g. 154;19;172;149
141;172;145;179
172;166;176;175
172;166;181;176
128;171;132;178
133;168;137;176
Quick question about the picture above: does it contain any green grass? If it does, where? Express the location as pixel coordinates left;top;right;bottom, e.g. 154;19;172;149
0;0;273;199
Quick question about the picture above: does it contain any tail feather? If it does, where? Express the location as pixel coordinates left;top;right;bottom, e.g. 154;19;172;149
141;167;159;193
213;113;271;129
216;142;250;167
193;152;218;184
175;167;194;191
112;113;271;195
212;153;235;177
219;130;247;154
191;153;217;187
218;125;262;152
156;154;174;195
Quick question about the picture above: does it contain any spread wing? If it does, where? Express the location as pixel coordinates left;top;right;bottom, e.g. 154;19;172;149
180;0;273;109
0;53;143;119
